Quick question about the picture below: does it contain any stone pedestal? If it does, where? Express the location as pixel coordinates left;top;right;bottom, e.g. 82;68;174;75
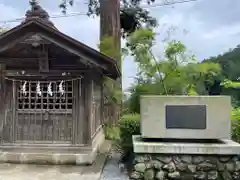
131;136;240;180
140;96;231;140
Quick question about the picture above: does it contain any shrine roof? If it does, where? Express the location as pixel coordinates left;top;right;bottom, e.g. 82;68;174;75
0;1;121;79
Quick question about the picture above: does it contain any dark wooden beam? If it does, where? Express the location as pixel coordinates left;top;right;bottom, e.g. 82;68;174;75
0;57;91;69
0;33;35;53
4;69;88;78
39;33;109;71
0;57;56;62
38;45;49;72
0;58;90;70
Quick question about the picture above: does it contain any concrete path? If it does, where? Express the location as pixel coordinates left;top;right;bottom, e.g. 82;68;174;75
0;141;130;180
0;141;111;180
100;151;129;180
0;163;103;180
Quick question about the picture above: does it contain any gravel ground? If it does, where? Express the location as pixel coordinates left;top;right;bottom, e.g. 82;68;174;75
100;152;129;180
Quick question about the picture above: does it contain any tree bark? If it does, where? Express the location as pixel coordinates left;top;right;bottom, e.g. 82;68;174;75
99;0;121;59
99;0;121;124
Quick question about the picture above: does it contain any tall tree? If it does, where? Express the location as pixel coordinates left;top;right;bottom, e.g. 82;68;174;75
203;45;240;106
203;45;240;81
125;28;222;113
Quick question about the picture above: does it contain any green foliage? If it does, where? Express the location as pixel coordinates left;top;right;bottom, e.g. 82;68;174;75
98;36;122;105
120;6;157;36
185;62;222;95
118;114;140;154
231;109;240;142
59;0;157;36
203;45;240;81
128;83;160;113
220;79;240;106
99;36;118;59
203;45;240;103
165;40;187;60
221;79;240;89
125;28;222;113
104;125;120;141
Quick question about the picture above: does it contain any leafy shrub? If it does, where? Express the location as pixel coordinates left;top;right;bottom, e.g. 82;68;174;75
231;109;240;142
118;114;140;156
104;125;120;141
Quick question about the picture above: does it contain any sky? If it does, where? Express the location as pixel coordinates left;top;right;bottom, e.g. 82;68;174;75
0;0;240;91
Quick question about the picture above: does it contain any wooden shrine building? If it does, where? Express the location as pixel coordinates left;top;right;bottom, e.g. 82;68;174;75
0;2;120;164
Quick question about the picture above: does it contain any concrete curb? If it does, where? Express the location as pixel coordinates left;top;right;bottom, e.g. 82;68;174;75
98;140;112;180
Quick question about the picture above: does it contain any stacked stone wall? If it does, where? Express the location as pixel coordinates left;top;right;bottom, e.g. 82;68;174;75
130;154;240;180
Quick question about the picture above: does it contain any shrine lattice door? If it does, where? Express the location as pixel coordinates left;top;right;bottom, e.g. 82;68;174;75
16;80;74;143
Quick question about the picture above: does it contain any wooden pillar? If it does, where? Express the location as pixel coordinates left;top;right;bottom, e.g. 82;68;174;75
72;79;78;144
100;75;104;125
0;64;5;144
0;64;6;115
83;71;93;145
12;80;16;143
73;77;85;145
0;64;5;93
78;77;85;144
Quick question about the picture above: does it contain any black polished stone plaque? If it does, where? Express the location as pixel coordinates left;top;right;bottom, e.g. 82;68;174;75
165;105;206;129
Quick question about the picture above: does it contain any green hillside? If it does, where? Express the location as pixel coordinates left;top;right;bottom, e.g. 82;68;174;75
203;45;240;81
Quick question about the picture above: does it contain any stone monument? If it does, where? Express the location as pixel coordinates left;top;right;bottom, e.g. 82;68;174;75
131;96;240;180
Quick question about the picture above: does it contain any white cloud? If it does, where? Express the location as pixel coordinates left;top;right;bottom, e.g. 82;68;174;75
0;3;22;29
0;3;20;19
160;12;184;27
53;16;100;49
202;24;240;39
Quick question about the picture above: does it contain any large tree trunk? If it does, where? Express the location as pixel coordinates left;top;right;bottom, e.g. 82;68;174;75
99;0;121;125
99;0;121;59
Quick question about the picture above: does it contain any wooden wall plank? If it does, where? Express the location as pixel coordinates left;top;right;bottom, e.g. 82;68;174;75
82;71;93;145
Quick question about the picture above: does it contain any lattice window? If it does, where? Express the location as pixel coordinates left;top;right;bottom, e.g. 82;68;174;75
17;80;73;110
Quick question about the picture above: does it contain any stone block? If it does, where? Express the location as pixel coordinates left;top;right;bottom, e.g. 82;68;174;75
140;95;231;139
25;153;54;164
0;152;8;162
58;154;76;165
133;135;240;155
0;138;106;165
76;153;94;165
4;152;21;163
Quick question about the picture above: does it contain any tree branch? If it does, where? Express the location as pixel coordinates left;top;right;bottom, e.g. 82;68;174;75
149;49;168;94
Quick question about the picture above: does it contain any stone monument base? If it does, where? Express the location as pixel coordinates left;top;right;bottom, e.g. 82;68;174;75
131;135;240;180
